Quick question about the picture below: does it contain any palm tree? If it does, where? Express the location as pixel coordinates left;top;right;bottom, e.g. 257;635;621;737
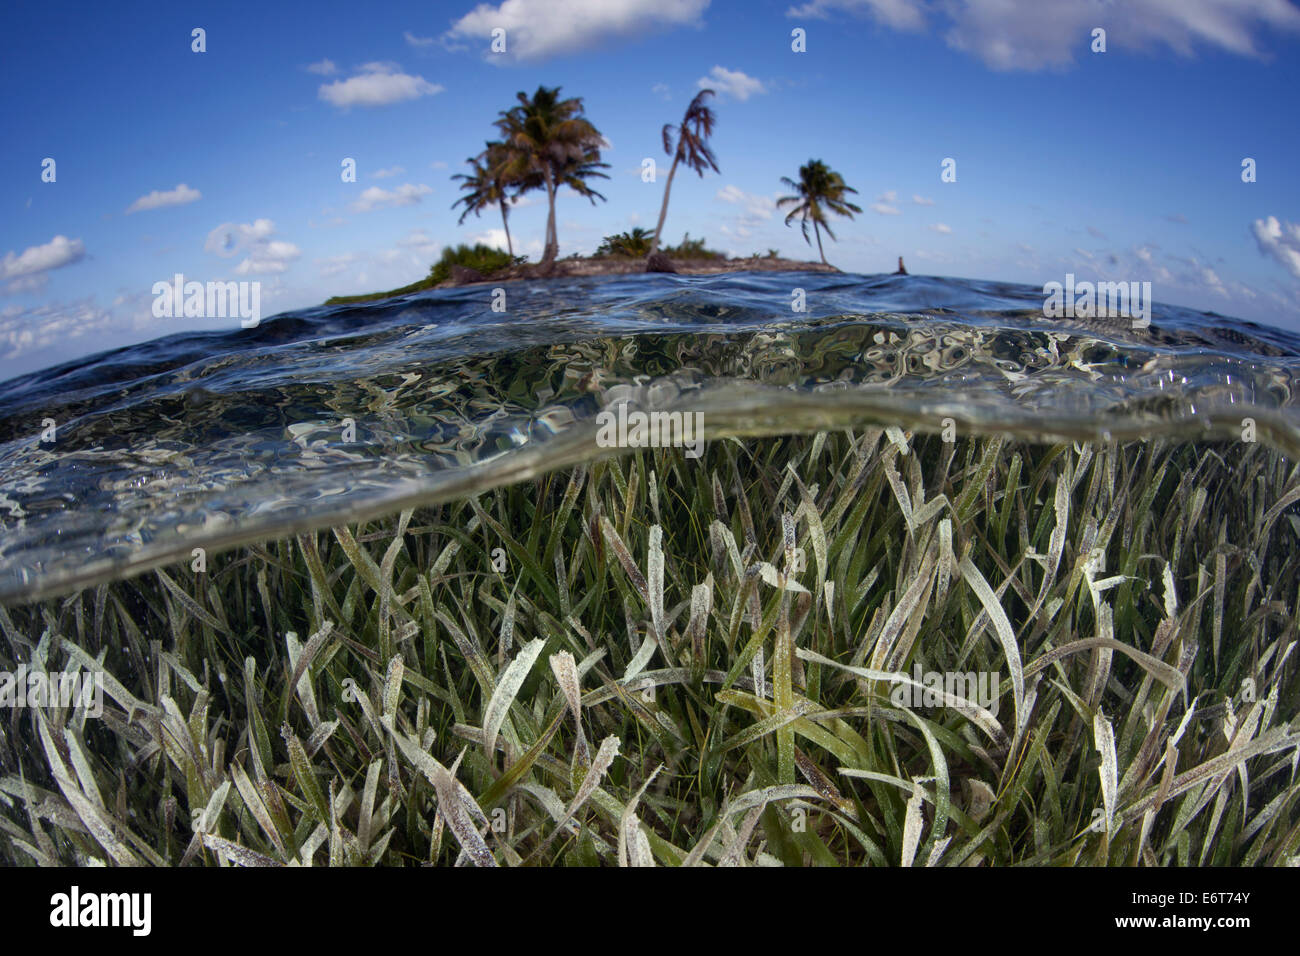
494;86;609;266
451;142;522;258
649;89;720;256
554;145;610;244
776;159;862;265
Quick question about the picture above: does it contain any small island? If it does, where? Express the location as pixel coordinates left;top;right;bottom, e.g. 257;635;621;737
324;248;840;306
325;85;865;307
324;230;844;305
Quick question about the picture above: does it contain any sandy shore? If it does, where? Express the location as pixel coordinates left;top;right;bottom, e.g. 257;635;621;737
442;254;840;287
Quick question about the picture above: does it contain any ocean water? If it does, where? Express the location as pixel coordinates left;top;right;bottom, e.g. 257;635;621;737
1;269;1299;604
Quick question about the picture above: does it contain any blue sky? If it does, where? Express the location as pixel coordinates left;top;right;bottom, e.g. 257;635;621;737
2;0;1299;381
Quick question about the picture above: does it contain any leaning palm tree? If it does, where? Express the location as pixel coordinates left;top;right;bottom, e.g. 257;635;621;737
649;89;720;256
494;86;609;266
451;142;523;258
776;159;862;265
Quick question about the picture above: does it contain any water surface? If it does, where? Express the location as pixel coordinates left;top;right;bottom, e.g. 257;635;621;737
2;270;1299;603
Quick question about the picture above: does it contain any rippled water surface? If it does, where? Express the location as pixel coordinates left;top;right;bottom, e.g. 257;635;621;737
3;270;1299;603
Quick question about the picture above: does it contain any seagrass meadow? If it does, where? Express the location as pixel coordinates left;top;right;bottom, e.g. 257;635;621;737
1;427;1299;867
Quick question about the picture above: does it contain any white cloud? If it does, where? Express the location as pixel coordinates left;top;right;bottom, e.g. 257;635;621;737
445;0;709;62
205;219;275;257
397;228;439;254
786;0;925;30
716;185;775;219
430;160;449;170
0;298;117;361
319;63;443;108
912;194;935;206
929;223;952;234
125;183;201;214
652;82;672;100
404;31;435;47
785;0;1300;71
371;166;407;179
716;186;777;240
1;235;86;282
235;239;301;275
1252;215;1300;279
203;219;299;275
305;59;337;75
1200;266;1227;296
1161;252;1243;298
350;183;433;213
871;202;900;216
472;229;511;252
317;229;443;286
698;65;766;101
318;253;358;279
2;274;49;296
876;189;898;203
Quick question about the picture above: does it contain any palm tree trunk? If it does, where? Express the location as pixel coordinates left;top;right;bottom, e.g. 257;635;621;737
649;155;680;256
542;171;558;265
814;222;826;265
500;201;514;258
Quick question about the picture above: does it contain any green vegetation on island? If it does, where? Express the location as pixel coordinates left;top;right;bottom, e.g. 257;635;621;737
594;230;724;260
323;244;523;306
